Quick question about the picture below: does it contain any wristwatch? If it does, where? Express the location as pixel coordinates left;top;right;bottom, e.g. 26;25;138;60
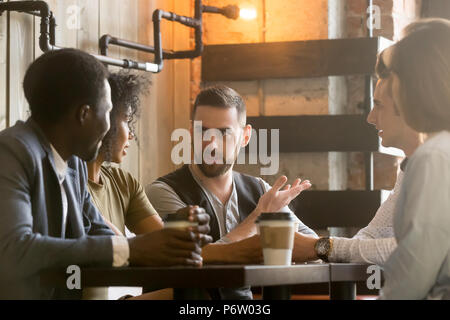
314;237;333;262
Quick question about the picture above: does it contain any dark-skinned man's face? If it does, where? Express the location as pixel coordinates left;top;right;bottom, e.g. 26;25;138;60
75;79;113;161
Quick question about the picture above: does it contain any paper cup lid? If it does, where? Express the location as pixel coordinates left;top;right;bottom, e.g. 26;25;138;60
256;212;294;222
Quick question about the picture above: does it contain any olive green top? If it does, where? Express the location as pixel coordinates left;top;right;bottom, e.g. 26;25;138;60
88;165;157;235
85;165;157;300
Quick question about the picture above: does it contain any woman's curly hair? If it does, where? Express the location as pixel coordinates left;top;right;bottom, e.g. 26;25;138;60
100;71;151;162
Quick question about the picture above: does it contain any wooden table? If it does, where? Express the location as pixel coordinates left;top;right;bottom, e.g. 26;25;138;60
40;263;374;300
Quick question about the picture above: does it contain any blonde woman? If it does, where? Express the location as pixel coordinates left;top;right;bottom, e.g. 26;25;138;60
378;18;450;300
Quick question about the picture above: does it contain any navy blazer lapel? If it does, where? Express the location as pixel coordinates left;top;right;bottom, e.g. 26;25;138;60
63;167;83;238
25;118;84;238
27;118;73;238
44;153;64;237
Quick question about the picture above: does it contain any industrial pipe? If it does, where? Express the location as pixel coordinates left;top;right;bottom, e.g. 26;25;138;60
98;0;239;73
0;0;159;72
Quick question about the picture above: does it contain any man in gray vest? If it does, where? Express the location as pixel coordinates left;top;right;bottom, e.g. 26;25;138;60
147;85;317;299
0;49;211;300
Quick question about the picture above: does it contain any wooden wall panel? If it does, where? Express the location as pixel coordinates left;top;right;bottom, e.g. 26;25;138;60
8;0;34;126
3;0;188;186
155;0;175;181
172;0;191;150
139;0;179;186
98;0;140;179
46;0;78;49
34;0;77;58
35;0;99;54
77;0;99;53
138;0;158;186
99;0;120;69
117;0;140;179
0;3;6;130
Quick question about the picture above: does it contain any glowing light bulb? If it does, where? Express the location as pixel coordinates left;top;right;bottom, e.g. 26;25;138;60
240;7;257;20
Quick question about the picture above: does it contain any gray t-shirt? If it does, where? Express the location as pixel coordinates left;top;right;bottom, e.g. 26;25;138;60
146;166;317;243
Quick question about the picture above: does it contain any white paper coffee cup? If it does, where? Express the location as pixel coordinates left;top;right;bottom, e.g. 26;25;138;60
256;213;296;265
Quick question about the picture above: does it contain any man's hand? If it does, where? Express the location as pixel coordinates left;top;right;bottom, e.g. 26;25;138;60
219;177;311;243
128;228;204;267
176;205;212;247
256;176;311;214
202;235;263;265
127;205;214;267
227;235;263;264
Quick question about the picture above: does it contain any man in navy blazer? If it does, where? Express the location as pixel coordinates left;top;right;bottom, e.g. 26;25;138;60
0;49;211;299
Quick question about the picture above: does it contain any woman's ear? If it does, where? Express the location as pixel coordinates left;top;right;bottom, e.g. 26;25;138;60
241;124;252;147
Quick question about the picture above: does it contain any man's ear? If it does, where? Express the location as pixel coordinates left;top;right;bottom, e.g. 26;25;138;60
76;105;91;125
241;124;252;147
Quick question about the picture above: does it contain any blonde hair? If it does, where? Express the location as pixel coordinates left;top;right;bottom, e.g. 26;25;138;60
388;18;450;133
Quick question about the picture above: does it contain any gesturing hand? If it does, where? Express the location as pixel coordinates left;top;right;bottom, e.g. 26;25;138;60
128;228;204;267
256;175;311;214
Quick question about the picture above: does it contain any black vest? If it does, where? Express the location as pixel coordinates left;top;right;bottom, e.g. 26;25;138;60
157;165;265;300
157;165;265;242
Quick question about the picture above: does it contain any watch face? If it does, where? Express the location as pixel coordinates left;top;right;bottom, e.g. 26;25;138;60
317;238;330;256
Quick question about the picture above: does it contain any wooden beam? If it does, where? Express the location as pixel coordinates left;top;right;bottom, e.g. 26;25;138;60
290;190;382;229
202;37;381;81
247;115;379;152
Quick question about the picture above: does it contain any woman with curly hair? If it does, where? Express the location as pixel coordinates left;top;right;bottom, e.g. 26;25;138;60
87;71;164;237
85;71;169;300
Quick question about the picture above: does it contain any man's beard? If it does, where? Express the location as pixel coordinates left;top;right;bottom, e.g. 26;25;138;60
197;162;233;178
195;140;242;178
197;150;239;178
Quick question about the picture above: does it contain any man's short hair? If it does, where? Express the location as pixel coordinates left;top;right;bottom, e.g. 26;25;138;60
23;48;109;124
192;85;246;126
